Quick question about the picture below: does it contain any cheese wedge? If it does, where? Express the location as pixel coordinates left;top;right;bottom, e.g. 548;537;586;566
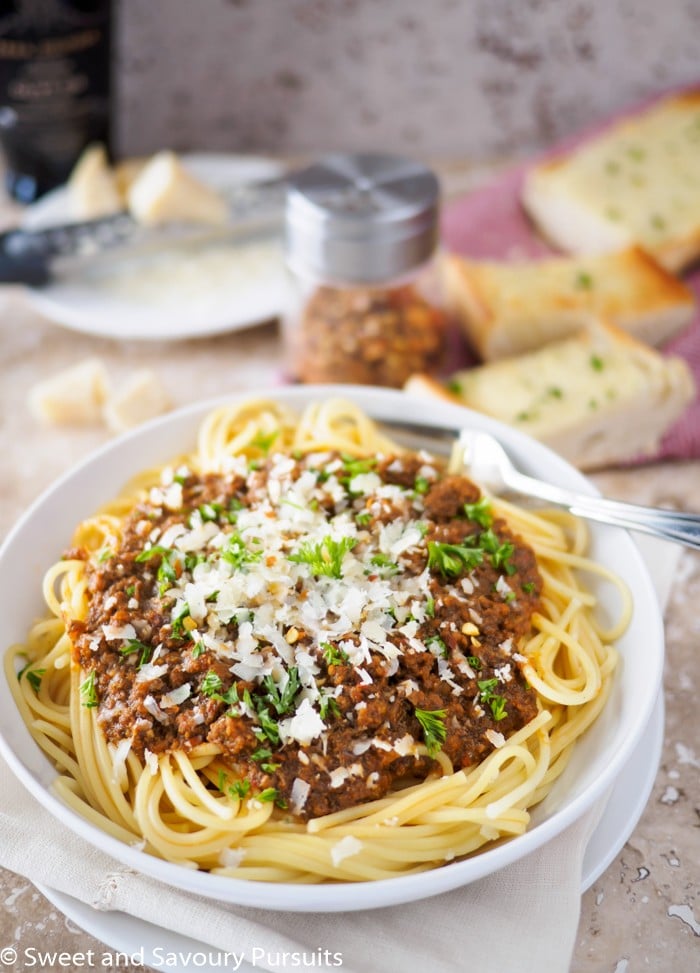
28;358;109;425
405;320;696;470
113;156;149;200
67;143;121;220
522;91;700;272
127;151;228;226
442;247;695;359
103;369;171;433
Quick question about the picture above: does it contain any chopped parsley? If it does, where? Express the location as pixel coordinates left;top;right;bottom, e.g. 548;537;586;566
171;601;192;638
446;378;463;395
427;540;484;578
369;552;400;576
590;354;604;372
125;584;136;598
119;638;153;668
574;271;593;290
200;670;223;697
230;779;250;800
79;670;98;708
480;529;516;575
425;597;435;617
288;535;357;579
220;531;263;571
355;511;372;527
251;430;279;454
321;642;349;666
522;581;535;594
198;501;223;522
477;678;508;722
414;475;430;495
414;707;447;757
464;497;493;528
425;634;448;658
262;667;300;716
257;786;282;805
97;547;113;563
21;666;45;692
319;693;341;720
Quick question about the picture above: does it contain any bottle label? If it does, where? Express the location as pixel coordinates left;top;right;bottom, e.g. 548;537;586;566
0;2;111;198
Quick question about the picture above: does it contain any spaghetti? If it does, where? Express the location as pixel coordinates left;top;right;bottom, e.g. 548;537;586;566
5;398;627;882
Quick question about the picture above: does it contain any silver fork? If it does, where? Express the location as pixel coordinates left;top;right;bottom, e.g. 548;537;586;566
458;429;700;550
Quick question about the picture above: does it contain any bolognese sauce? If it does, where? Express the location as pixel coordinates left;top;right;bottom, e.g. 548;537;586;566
67;449;541;820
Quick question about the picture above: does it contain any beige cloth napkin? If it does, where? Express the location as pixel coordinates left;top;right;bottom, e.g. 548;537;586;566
0;534;678;973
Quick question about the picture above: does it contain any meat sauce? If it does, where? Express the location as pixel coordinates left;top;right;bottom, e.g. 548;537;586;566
67;450;541;820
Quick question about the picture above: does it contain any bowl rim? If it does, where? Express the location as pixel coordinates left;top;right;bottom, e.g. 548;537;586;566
0;384;664;912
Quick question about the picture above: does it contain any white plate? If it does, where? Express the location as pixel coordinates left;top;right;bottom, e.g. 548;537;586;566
35;691;665;973
0;386;665;912
22;154;287;341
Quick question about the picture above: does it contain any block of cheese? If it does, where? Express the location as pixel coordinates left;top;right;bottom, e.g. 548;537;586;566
28;358;109;425
112;156;148;200
522;90;700;272
404;320;696;471
67;144;122;220
103;369;171;433
442;247;695;360
127;151;228;227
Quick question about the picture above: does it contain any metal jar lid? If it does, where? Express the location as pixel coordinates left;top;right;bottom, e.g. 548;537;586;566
285;153;440;283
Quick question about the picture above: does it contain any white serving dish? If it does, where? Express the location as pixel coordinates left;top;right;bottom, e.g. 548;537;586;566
0;386;664;912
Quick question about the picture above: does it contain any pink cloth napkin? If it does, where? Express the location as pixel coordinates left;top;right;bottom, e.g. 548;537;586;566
440;86;700;464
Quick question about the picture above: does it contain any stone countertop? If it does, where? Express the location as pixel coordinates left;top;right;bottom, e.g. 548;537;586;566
0;163;699;973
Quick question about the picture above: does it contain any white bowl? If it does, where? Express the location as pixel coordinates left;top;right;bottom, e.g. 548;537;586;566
0;386;663;912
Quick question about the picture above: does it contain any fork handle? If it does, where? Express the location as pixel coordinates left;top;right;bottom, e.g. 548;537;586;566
510;471;700;550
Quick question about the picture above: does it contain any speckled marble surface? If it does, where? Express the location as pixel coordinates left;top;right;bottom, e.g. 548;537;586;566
0;160;698;971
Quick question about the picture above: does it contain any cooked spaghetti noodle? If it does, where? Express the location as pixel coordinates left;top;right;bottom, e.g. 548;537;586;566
5;398;627;882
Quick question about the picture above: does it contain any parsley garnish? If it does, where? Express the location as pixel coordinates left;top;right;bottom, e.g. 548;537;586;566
257;787;280;803
575;271;593;290
425;635;448;658
288;535;357;579
321;642;349;666
477;678;508;722
427;540;483;578
425;597;435;617
251;430;279;454
522;582;535;594
355;511;372;527
446;379;463;395
339;454;377;482
231;779;250;799
590;354;604;372
220;531;263;571
97;547;113;563
80;671;98;708
119;638;153;668
171;601;191;638
200;670;223;697
414;707;447;757
414;476;430;495
198;501;223;522
22;667;45;692
369;552;399;576
480;529;516;575
125;584;136;598
319;693;341;720
192;641;206;659
464;497;493;528
262;667;300;716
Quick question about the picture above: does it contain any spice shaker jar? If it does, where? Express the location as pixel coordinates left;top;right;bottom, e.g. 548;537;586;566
283;152;447;387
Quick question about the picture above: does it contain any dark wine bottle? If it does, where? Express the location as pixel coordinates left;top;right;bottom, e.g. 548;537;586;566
0;0;112;203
